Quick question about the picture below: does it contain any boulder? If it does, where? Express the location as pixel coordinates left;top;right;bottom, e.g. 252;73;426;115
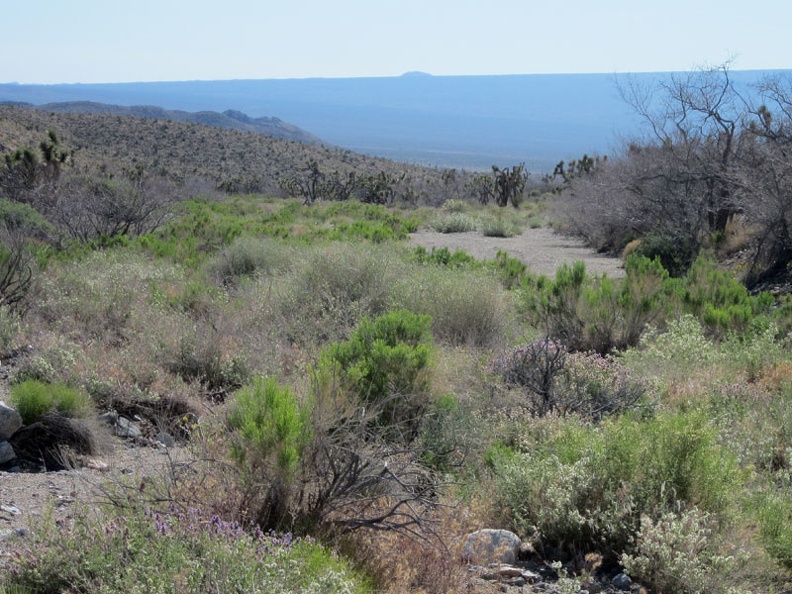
460;529;522;565
0;402;22;440
0;440;15;464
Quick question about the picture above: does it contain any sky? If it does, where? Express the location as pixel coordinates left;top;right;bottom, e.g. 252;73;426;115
2;0;790;84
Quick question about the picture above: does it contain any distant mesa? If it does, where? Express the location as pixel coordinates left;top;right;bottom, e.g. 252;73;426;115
400;71;432;77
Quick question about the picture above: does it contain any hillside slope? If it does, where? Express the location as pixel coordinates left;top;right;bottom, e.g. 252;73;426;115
0;105;465;198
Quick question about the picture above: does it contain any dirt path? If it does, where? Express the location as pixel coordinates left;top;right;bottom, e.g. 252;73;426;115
409;227;625;278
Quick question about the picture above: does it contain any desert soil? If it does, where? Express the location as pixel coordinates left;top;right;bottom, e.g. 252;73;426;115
408;227;625;278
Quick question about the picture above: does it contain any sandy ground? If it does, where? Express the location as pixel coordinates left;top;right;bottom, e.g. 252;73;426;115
408;227;625;278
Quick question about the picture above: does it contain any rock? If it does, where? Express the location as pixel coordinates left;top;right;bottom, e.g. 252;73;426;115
461;529;522;565
155;431;176;448
0;440;16;464
99;412;142;439
0;402;22;440
0;504;21;515
612;572;632;591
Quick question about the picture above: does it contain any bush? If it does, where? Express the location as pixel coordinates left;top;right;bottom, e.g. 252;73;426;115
489;341;648;419
430;212;477;233
395;265;511;347
10;379;94;424
3;504;368;594
319;309;432;438
621;507;735;594
490;410;740;558
0;304;20;357
207;236;295;287
478;214;519;237
520;255;670;354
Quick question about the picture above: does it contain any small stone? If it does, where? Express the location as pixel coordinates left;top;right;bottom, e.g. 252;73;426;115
612;572;632;591
1;504;21;515
86;458;110;471
498;565;523;578
113;416;142;439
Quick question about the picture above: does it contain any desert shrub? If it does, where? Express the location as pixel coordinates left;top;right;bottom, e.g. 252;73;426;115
621;507;735;594
477;214;520;237
207;236;296;287
757;489;792;570
165;320;249;395
411;246;476;269
10;379;93;424
0;226;35;310
490;249;528;288
679;256;774;337
489;339;567;416
0;198;56;239
441;198;467;213
3;504;368;594
430;212;476;233
521;255;670;353
277;243;397;347
631;232;695;277
318;309;432;438
229;377;312;474
395;265;512;347
489;341;648;419
619;315;722;384
490;409;740;558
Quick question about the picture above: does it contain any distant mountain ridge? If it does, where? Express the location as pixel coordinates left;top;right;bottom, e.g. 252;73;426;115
0;100;322;145
2;71;789;172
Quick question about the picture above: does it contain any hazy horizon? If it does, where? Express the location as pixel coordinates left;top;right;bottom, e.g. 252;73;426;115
3;0;790;85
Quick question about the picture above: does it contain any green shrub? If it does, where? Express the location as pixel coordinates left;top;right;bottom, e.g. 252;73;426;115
430;212;477;233
229;377;312;474
520;255;670;354
757;489;792;570
10;379;93;424
411;246;477;269
319;309;432;438
680;256;774;337
477;215;519;237
490;410;740;557
490;250;527;289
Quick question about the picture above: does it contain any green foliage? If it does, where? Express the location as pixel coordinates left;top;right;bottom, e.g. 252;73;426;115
229;377;312;474
621;507;735;594
631;232;694;277
430;212;477;233
319;310;432;437
490;409;740;557
411;246;476;269
679;256;774;337
3;504;368;594
757;489;792;570
322;309;431;402
477;214;520;237
0;198;56;239
491;250;528;288
10;379;93;424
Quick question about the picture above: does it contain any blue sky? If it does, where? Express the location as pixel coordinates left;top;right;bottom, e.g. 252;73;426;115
3;0;789;83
